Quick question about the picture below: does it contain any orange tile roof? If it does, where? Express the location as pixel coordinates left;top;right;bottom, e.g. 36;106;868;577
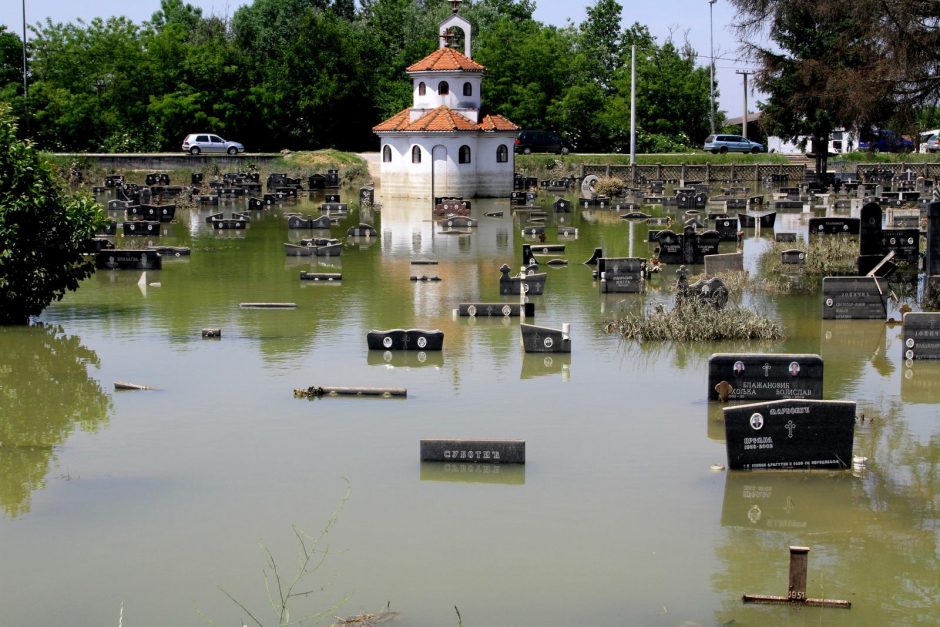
372;108;412;132
407;47;485;73
373;106;518;134
480;114;519;132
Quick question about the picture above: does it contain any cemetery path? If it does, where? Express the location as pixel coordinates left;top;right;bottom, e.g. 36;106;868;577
357;152;381;181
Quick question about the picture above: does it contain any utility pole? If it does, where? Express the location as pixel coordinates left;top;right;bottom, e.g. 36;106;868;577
630;44;636;165
708;0;717;135
736;70;750;139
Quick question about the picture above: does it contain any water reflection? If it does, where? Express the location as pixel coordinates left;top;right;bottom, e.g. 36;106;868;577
520;353;571;381
419;461;525;485
0;324;111;518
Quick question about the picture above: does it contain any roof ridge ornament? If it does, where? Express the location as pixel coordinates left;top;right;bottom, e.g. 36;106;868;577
449;0;462;14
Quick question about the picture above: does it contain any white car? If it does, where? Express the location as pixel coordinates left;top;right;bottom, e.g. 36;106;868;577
181;133;244;155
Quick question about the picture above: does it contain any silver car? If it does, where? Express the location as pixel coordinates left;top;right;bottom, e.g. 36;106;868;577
703;134;765;154
181;133;244;155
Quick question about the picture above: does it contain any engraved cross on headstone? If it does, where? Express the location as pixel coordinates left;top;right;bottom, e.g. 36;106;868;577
785;420;797;438
762;363;772;377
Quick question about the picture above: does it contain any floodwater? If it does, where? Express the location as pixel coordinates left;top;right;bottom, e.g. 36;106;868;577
0;185;938;626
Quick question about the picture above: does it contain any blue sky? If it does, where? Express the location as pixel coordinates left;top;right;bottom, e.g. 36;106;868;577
1;0;758;116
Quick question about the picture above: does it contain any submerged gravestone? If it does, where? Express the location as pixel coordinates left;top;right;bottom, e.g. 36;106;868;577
420;439;525;464
902;312;940;360
708;353;824;402
821;277;887;319
598;257;644;293
723;399;856;470
781;249;805;265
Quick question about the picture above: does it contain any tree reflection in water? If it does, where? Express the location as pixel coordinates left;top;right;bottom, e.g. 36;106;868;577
0;324;111;517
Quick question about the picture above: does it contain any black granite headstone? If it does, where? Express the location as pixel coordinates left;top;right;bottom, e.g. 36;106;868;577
723;399;855;470
775;232;797;243
598;257;644;293
520;322;570;353
95;249;162;270
714;217;739;241
927;202;940;276
821;276;887;319
881;229;920;262
654;230;683;264
859;202;883;255
808;217;860;236
708;353;823;402
781;249;805;265
902;312;940;360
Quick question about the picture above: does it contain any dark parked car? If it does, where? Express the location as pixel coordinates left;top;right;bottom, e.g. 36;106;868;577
514;130;573;155
857;129;913;153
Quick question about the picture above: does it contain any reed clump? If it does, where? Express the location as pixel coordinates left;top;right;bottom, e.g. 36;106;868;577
607;297;784;342
755;236;859;293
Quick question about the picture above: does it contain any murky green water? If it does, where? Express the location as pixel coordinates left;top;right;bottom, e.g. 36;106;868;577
1;186;938;626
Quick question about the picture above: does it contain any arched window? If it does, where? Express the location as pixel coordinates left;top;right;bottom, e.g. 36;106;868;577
412;146;422;164
439;81;449;95
382;145;392;162
496;144;508;163
418;82;426;96
459;145;471;164
463;82;472;97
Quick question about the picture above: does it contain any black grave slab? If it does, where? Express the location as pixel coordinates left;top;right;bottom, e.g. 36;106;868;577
652;230;683;264
458;302;534;317
808;217;860;236
723;399;855;470
714;216;739;241
122;221;160;236
520;323;571;353
420;439;525;464
499;264;546;295
781;249;805;265
859;202;883;256
775;232;797;243
821;276;887;319
95;249;162;270
902;312;940;360
366;329;444;351
598;257;644;293
882;229;920;262
927;202;940;276
708;353;823;402
773;199;804;210
347;223;377;237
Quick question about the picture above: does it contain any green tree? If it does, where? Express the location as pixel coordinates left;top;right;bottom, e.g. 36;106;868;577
0;105;105;324
729;0;918;182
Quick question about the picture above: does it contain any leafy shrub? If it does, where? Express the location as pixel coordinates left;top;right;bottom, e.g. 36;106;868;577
0;106;106;324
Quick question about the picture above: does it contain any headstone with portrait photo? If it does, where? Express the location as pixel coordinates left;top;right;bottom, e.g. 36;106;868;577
708;353;824;402
723;399;856;470
821;276;887;319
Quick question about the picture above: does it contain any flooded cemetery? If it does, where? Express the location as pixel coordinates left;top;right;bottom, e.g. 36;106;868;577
3;163;940;626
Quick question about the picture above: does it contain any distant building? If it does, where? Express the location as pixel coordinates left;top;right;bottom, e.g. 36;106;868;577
372;2;518;198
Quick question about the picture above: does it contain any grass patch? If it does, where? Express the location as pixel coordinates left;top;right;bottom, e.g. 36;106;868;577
282;149;367;168
755;237;859;293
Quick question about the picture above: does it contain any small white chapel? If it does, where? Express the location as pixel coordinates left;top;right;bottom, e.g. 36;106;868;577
372;0;518;198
